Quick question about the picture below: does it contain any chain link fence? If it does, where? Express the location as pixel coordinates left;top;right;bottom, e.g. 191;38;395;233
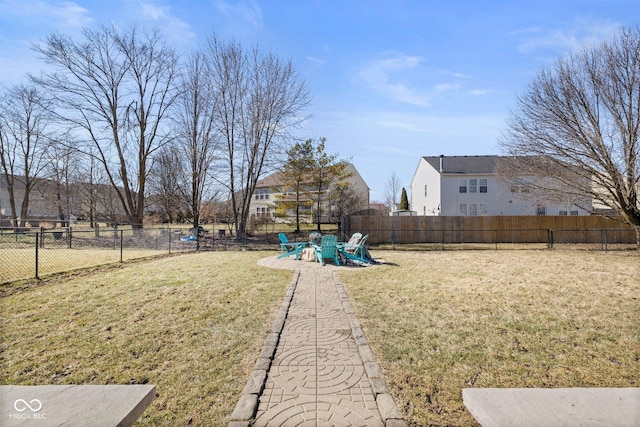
0;227;202;284
3;223;636;284
361;227;637;252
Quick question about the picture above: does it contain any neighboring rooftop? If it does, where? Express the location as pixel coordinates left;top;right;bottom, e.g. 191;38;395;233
423;155;499;174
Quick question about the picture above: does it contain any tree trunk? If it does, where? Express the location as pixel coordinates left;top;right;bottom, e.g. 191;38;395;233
236;221;246;241
19;187;30;228
5;182;19;229
295;194;301;233
89;206;95;229
55;181;66;227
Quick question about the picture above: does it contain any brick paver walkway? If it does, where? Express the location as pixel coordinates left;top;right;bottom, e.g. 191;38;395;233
229;256;405;427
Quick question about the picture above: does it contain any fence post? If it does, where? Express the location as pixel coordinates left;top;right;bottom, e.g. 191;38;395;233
67;226;72;249
547;229;554;249
603;228;608;253
35;232;39;279
168;228;172;254
120;229;124;262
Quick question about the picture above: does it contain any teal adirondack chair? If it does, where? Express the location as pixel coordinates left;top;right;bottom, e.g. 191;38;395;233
340;234;371;264
343;232;363;251
278;233;306;260
314;234;340;266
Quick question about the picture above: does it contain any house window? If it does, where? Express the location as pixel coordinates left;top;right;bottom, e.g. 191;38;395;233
459;179;467;193
536;205;546;215
459;204;468;216
479;179;487;193
559;210;567;216
469;204;478;216
479;204;488;215
424;185;428;197
570;210;578;216
256;189;268;199
469;179;477;193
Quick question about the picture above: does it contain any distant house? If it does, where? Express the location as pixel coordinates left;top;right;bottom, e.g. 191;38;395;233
410;155;591;216
0;175;59;223
1;174;128;226
251;163;370;223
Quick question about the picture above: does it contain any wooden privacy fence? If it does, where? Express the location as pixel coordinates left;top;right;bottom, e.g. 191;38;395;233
344;215;636;245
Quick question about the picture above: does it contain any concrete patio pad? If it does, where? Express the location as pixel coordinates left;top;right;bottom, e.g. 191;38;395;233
463;387;640;427
1;384;156;426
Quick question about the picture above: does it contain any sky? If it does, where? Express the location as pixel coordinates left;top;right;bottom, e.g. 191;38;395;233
0;0;638;201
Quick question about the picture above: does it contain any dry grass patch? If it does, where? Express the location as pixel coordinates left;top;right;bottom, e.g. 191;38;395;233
0;247;180;284
341;250;640;427
1;251;291;425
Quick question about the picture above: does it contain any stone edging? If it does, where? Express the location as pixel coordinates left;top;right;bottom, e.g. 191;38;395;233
228;270;299;427
332;271;407;427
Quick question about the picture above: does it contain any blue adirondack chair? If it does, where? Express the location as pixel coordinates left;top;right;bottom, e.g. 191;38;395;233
314;234;340;266
278;233;306;259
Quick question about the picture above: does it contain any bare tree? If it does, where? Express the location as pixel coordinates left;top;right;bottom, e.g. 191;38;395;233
148;147;183;223
329;181;367;228
42;135;79;227
31;25;179;230
205;36;311;240
384;171;402;211
500;26;640;248
174;51;219;232
0;84;52;228
74;148;106;228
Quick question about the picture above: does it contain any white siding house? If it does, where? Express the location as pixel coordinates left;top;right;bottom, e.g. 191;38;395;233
410;155;591;216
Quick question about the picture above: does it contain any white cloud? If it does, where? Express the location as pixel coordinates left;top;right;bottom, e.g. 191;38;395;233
434;83;461;93
356;51;431;106
0;0;93;28
516;16;622;56
470;89;490;96
355;52;478;107
306;56;326;66
139;1;196;45
215;0;263;29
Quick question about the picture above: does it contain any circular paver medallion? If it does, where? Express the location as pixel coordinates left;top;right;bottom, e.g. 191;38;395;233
282;318;352;346
254;395;383;427
270;346;365;395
